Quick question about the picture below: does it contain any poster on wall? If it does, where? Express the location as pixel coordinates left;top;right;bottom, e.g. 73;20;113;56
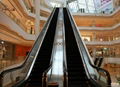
101;0;111;6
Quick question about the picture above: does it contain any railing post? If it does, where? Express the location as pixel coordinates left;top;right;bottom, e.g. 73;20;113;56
0;75;3;87
42;74;47;87
63;72;68;87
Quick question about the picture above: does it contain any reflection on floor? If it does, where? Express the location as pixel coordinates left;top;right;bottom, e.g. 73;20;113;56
103;63;120;87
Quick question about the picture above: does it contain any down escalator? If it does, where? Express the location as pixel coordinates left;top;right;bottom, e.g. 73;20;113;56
63;8;111;87
63;8;92;87
0;8;59;87
26;8;59;87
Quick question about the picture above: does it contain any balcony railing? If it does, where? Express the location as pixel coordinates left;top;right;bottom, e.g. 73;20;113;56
84;39;120;45
22;0;35;13
21;0;52;15
0;58;24;71
0;1;27;32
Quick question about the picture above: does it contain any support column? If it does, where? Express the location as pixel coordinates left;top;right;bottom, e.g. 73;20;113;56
35;0;40;38
64;0;67;7
93;0;97;13
85;0;89;13
65;0;69;7
92;32;96;41
93;48;96;58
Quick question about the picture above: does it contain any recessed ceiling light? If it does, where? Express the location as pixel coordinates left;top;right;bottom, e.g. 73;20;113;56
1;41;4;44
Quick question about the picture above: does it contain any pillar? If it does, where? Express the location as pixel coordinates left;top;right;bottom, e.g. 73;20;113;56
35;0;40;38
64;0;67;7
93;48;96;58
92;32;96;41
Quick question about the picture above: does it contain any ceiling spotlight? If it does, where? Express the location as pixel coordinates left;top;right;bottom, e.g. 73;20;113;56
1;41;4;44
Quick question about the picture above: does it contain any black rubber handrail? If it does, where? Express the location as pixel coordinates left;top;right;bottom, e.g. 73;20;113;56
94;57;104;67
63;11;68;87
0;8;56;87
65;8;111;87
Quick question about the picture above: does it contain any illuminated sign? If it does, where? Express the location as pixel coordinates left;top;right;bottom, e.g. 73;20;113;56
101;0;111;5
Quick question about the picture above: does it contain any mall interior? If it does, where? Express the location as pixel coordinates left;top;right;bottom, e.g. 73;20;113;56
0;0;120;87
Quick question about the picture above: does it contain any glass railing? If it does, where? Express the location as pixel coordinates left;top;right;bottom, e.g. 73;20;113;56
0;35;41;87
66;8;111;87
0;1;28;33
0;59;25;71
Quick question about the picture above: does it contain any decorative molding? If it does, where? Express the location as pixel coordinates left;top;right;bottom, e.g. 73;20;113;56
78;22;120;31
0;11;35;40
40;6;51;13
85;39;120;45
104;58;120;64
0;24;34;46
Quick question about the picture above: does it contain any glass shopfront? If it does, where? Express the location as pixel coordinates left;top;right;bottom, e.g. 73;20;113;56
0;40;31;69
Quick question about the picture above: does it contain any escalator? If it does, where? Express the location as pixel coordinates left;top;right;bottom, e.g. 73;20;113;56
25;8;59;87
63;8;92;87
0;7;111;87
0;8;59;87
63;8;111;87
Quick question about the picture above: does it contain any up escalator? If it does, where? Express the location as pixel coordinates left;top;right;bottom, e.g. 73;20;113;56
0;8;59;87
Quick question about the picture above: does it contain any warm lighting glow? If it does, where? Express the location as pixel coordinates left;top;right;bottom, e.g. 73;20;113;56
82;36;91;41
1;41;4;44
50;2;61;7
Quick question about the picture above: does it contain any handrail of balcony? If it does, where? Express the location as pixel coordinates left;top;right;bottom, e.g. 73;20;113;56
21;0;52;14
78;22;120;31
0;1;28;33
84;39;120;45
22;0;35;13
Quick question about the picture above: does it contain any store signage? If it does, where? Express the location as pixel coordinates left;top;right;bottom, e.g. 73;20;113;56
101;0;111;6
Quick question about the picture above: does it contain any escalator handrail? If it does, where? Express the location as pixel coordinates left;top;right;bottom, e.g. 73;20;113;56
63;20;68;87
66;8;111;86
63;20;68;76
0;8;56;87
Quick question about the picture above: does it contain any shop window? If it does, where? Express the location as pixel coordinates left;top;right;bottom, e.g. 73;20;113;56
82;37;91;41
100;38;103;41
